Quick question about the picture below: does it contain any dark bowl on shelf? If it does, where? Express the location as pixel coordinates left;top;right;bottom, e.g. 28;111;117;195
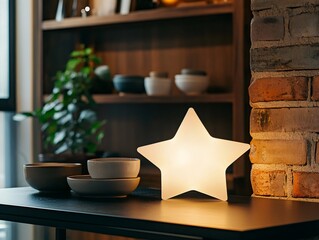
113;75;145;94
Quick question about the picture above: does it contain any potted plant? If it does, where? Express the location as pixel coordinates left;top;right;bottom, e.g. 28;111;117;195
14;47;106;172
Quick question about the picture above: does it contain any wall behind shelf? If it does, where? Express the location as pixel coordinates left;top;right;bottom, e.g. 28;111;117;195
96;103;233;164
42;14;233;94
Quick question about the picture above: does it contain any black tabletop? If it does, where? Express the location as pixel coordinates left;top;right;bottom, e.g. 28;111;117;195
0;187;318;240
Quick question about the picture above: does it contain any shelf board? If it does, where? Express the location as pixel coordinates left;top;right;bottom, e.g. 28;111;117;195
42;3;233;30
93;93;233;104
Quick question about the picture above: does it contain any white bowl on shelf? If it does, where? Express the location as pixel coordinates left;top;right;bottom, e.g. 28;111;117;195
144;77;172;96
175;74;209;95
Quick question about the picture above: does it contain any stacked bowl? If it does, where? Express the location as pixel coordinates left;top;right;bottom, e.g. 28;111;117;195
67;158;140;198
175;69;209;95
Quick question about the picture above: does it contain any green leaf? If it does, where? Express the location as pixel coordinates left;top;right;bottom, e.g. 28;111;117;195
67;58;81;71
90;120;106;134
71;49;85;57
86;142;96;154
97;131;104;142
55;143;69;154
81;66;91;75
67;103;77;113
79;110;96;122
58;113;72;125
84;48;92;55
53;130;66;144
42;100;58;113
39;108;56;123
90;55;101;65
53;110;67;120
54;103;64;111
13;112;35;121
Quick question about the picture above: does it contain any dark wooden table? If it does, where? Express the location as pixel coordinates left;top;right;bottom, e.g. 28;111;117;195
0;187;318;240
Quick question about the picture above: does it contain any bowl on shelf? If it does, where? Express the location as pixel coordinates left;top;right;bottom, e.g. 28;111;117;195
87;157;140;179
113;75;145;94
175;74;209;95
24;163;82;192
67;175;140;198
144;76;172;96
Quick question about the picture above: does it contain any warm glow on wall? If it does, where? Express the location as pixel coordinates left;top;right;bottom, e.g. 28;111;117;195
137;108;250;201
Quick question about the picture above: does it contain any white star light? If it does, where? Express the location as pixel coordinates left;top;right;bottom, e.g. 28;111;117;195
137;108;250;201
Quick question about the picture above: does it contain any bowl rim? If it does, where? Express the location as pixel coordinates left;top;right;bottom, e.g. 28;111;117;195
144;77;171;81
67;175;140;182
24;163;82;168
87;157;140;163
175;74;209;79
113;75;145;80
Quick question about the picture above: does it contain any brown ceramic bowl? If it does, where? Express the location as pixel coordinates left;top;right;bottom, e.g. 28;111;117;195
24;163;82;192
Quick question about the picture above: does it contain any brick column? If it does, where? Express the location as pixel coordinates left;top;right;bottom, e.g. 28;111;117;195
249;0;319;201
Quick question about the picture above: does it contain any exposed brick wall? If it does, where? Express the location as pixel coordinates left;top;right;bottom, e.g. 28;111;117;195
250;0;319;201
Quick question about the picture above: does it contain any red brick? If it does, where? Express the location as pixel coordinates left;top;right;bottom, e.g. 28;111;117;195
249;77;308;102
251;169;287;197
292;172;319;198
290;13;319;38
251;45;319;72
311;76;319;100
250;108;319;133
250;139;307;165
251;16;284;41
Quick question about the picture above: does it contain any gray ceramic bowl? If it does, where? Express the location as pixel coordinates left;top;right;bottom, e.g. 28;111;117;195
24;163;82;192
113;75;145;94
67;175;140;197
87;157;140;179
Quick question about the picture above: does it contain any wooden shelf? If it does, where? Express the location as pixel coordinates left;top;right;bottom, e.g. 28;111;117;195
93;93;234;104
42;3;233;30
43;93;233;104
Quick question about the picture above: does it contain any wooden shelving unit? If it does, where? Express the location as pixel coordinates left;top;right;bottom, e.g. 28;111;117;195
93;93;234;104
44;93;234;104
38;1;251;197
42;4;233;30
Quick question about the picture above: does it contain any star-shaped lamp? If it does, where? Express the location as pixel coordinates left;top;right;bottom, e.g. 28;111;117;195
137;108;250;201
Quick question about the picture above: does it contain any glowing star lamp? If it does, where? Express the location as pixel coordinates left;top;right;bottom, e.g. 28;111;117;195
137;108;250;201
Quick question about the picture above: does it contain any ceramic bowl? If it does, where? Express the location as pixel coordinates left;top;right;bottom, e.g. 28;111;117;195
113;75;145;94
24;163;82;192
87;157;140;179
67;175;140;197
175;74;209;95
144;77;172;96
